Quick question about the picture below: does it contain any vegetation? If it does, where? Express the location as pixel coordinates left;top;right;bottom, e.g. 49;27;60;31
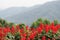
0;18;60;40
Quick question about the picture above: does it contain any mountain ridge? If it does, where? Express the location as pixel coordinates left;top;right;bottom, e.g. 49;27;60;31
0;1;60;25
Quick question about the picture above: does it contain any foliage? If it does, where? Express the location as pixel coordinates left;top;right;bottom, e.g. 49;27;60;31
0;18;60;40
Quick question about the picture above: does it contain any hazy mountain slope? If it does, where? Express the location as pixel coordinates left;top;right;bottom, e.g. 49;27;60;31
0;7;28;18
0;9;2;11
5;1;60;25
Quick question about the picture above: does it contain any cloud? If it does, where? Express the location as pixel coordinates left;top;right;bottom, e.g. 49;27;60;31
0;0;53;9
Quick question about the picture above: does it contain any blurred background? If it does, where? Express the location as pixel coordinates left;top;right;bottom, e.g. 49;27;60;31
0;0;60;25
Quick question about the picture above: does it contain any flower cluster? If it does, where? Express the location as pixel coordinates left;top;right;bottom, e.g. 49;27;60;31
0;22;60;40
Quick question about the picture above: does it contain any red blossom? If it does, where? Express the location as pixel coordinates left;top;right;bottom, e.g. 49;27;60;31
11;26;16;34
45;24;50;33
26;25;29;30
16;25;20;30
6;27;11;32
37;27;42;33
21;37;26;40
29;32;36;39
27;37;30;40
39;23;44;29
42;36;46;40
23;33;27;37
3;28;8;35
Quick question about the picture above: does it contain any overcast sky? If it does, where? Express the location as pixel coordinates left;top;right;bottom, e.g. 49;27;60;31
0;0;55;9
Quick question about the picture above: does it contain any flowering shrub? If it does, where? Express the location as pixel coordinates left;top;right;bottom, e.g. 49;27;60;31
0;18;60;40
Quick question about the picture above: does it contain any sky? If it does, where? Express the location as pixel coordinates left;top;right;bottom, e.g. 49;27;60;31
0;0;54;9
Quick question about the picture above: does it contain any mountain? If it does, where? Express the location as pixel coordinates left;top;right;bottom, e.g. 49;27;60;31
0;7;28;18
5;1;60;25
0;9;2;11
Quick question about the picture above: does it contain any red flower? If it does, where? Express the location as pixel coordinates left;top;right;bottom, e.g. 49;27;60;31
0;28;5;38
16;25;20;30
11;26;16;34
39;23;44;29
0;27;3;31
29;32;36;39
23;33;27;37
3;28;8;35
19;28;24;33
26;25;29;30
45;24;50;33
55;24;60;30
6;27;11;32
27;37;30;40
21;37;26;40
51;22;54;26
42;36;46;40
37;27;42;33
53;27;58;34
51;26;58;34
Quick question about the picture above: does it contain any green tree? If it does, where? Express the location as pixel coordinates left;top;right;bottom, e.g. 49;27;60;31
31;18;43;28
54;20;58;26
43;19;50;25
